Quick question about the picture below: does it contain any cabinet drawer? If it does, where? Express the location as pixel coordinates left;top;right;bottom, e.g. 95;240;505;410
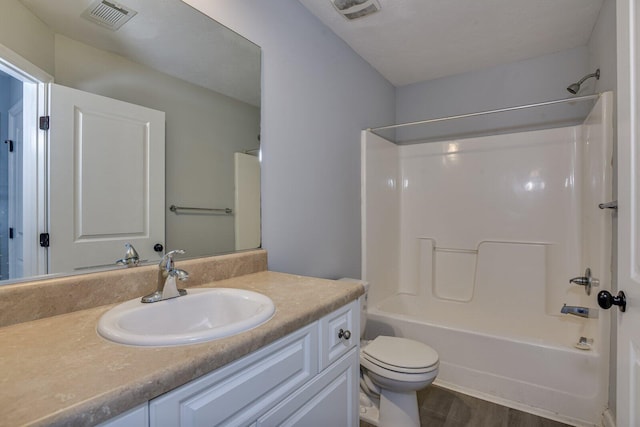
319;300;359;370
149;323;318;427
257;348;359;427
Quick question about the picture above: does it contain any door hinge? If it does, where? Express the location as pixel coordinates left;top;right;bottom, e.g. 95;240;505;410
39;233;50;247
4;140;13;152
39;116;50;131
9;228;13;239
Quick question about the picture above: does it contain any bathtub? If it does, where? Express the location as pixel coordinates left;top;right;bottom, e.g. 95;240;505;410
361;93;613;427
366;294;608;426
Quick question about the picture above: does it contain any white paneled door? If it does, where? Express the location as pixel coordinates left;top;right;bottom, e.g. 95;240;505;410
48;84;165;273
616;0;640;425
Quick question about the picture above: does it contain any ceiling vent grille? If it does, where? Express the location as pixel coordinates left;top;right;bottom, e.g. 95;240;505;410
81;0;138;31
330;0;381;20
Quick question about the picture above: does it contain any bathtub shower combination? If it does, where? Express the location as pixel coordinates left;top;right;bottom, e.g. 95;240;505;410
362;92;613;426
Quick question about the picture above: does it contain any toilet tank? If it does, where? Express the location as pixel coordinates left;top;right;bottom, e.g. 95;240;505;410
338;278;369;339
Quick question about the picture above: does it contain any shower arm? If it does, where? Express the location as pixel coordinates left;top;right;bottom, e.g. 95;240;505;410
576;71;600;86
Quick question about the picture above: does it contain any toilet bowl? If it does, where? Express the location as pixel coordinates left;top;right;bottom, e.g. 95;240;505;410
360;336;439;426
339;278;439;427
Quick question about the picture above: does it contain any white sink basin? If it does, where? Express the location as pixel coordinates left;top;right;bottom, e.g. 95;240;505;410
97;288;275;346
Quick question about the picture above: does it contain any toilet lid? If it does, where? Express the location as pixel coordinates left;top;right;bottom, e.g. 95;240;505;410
362;336;438;371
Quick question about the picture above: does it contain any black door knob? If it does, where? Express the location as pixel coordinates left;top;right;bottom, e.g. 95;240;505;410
154;243;164;253
597;290;626;312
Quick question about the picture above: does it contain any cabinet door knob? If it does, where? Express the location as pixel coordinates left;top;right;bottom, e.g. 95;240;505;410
338;329;351;340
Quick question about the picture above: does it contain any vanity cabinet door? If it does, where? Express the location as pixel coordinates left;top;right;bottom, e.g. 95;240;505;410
97;403;148;427
256;348;359;427
319;300;358;370
149;323;318;427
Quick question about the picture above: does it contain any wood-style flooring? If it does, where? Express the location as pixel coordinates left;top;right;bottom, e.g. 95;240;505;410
360;385;572;427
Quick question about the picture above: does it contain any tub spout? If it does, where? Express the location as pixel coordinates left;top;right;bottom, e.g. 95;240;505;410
561;304;598;319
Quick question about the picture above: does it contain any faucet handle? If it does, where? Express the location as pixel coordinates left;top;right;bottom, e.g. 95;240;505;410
170;268;190;281
163;249;185;258
116;243;140;266
569;268;599;295
160;249;186;270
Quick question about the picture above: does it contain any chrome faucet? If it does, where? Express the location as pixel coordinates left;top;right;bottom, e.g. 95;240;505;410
141;250;189;303
116;243;140;267
569;268;599;295
561;304;598;319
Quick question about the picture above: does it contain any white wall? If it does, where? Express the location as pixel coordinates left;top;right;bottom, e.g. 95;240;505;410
361;131;399;305
186;0;396;278
0;0;54;75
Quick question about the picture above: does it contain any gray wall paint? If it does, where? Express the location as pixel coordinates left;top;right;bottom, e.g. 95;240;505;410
186;0;396;279
589;0;617;95
396;46;591;122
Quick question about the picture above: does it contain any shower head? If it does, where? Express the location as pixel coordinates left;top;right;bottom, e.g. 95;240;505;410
566;69;600;94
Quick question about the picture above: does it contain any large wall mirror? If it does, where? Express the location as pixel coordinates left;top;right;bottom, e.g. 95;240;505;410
0;0;261;285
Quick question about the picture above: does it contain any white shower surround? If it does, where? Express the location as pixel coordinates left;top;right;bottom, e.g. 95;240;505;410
362;92;612;426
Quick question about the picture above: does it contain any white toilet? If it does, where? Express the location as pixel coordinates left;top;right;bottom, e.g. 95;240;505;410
340;278;439;427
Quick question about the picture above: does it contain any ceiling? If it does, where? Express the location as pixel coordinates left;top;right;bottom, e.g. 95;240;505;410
19;0;261;106
299;0;604;87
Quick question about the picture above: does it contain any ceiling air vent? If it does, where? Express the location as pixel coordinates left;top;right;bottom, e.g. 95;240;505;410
330;0;381;20
81;0;138;31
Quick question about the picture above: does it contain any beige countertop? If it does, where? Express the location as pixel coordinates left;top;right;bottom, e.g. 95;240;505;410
0;271;363;427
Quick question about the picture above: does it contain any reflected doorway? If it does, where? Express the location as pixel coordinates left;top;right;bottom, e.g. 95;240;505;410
0;70;24;279
0;45;51;282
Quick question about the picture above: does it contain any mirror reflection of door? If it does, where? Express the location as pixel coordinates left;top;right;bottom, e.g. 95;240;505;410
1;62;166;277
1;41;259;281
0;71;21;279
0;64;41;281
1;52;49;280
48;84;165;273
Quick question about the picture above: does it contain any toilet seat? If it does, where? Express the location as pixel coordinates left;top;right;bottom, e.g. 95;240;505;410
361;336;439;374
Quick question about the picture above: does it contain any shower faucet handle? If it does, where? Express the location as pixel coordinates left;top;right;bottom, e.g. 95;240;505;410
598;200;618;210
569;268;599;295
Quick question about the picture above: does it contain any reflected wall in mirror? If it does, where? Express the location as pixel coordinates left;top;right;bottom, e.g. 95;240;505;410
0;0;261;285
